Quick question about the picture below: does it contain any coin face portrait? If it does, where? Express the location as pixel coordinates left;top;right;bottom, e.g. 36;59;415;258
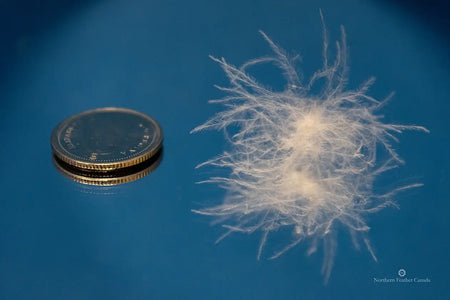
51;107;163;171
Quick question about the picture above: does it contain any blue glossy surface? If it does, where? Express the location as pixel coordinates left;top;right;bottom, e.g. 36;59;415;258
0;0;448;299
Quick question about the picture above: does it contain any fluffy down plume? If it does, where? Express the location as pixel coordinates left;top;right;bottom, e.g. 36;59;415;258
191;16;428;283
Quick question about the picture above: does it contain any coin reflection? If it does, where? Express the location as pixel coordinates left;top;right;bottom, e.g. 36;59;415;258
52;149;163;186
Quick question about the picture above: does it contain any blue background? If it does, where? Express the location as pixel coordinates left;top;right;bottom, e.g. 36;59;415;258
0;0;449;299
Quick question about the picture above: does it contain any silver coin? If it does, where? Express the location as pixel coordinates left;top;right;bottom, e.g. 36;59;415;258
51;107;163;171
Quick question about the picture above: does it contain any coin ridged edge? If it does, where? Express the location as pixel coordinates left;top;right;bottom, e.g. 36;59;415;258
51;107;163;171
52;153;162;186
51;142;162;171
